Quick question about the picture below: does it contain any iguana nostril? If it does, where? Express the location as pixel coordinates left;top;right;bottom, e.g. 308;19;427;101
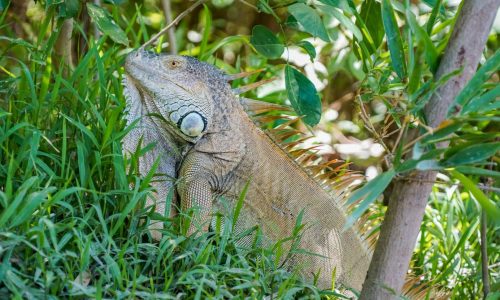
177;112;207;137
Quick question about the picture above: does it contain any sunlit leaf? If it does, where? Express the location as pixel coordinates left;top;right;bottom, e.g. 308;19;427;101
288;3;330;42
284;65;322;126
86;3;128;45
250;25;284;59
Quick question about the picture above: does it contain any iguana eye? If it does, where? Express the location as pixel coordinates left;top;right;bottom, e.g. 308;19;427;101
177;111;207;137
165;59;182;69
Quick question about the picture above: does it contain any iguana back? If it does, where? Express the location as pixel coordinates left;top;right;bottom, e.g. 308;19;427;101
122;50;371;290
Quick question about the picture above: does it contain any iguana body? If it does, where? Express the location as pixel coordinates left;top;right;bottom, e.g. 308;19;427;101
122;50;371;290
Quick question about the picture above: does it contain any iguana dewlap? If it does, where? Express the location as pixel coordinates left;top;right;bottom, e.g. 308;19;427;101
122;50;371;290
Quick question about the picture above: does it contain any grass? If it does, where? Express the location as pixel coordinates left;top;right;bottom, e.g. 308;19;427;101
1;3;499;299
0;20;344;299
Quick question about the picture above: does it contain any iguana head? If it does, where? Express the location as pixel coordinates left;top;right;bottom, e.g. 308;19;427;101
124;50;226;143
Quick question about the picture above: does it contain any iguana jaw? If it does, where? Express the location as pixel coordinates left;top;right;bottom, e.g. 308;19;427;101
123;51;213;144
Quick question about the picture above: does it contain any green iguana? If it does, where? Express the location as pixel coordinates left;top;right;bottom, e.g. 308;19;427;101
122;50;371;290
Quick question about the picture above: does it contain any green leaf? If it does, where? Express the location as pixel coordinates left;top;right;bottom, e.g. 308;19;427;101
406;8;438;73
452;49;500;115
443;143;500;166
249;25;284;59
450;170;500;221
86;3;128;46
416;159;442;171
321;5;363;41
0;0;10;11
257;0;280;22
359;0;384;51
59;0;80;18
211;0;234;8
288;3;330;42
318;0;352;13
426;0;442;34
232;180;250;231
461;81;500;115
344;169;396;229
454;166;500;178
421;121;462;144
381;0;406;79
199;5;212;60
284;65;322;126
297;41;316;61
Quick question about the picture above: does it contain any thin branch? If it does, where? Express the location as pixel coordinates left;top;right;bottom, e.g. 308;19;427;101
140;0;208;51
161;0;178;54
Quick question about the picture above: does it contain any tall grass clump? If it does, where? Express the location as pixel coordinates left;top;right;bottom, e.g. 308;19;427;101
0;12;338;300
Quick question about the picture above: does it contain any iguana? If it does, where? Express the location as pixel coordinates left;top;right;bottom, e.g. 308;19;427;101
122;50;371;290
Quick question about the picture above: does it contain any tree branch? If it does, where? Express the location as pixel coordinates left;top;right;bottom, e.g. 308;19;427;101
359;1;500;299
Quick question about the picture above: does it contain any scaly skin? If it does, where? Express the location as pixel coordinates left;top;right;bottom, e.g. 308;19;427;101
122;50;371;290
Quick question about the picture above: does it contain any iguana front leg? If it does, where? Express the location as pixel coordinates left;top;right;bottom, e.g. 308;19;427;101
178;152;216;234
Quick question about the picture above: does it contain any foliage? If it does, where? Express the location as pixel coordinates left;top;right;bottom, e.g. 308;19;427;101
1;0;499;298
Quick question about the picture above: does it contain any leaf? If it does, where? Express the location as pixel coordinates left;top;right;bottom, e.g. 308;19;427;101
421;121;462;144
250;25;284;59
344;169;396;230
284;65;322;126
426;0;442;34
359;0;384;51
406;8;438;73
321;5;363;41
450;170;500;221
318;0;352;13
297;41;316;61
461;84;500;115
257;0;280;22
232;180;250;231
288;3;330;42
381;0;406;79
443;143;500;166
59;0;80;18
454;166;500;178
0;0;10;11
199;5;212;60
416;159;442;171
452;49;500;115
86;3;128;45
